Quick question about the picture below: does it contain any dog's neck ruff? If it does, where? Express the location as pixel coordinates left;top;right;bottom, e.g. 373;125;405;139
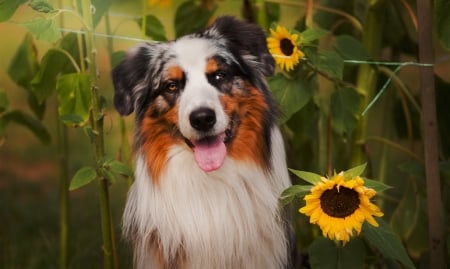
123;127;290;269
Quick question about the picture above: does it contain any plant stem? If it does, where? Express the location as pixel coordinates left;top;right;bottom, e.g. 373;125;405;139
57;119;69;269
350;7;382;166
252;0;268;30
57;0;69;267
415;1;445;268
80;1;116;268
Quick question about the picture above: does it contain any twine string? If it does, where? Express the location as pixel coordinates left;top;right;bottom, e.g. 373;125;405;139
59;28;435;116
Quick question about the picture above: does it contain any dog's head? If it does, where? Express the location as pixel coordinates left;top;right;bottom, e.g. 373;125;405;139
112;16;278;175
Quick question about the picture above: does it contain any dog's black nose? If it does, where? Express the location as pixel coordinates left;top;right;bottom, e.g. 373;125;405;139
190;107;216;132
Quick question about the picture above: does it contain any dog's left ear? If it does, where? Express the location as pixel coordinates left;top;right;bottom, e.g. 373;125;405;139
209;16;275;76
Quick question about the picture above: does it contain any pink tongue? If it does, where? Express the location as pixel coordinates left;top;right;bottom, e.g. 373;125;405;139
192;135;226;172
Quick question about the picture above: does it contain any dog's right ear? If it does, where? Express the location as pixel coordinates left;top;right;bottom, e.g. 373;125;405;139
112;44;152;116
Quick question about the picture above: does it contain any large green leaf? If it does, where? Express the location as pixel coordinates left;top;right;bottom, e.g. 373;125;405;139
334;35;370;61
390;180;419;241
309;237;366;269
269;73;313;123
137;15;167;41
28;0;55;13
343;163;366;178
308;50;344;80
279;185;311;207
362;219;415;269
0;0;27;22
363;178;392;193
300;28;328;44
56;73;92;126
21;17;61;43
0;110;50;144
69;166;97;191
174;0;216;38
434;0;450;49
31;46;80;103
288;169;322;185
330;87;362;135
8;33;39;89
92;0;112;27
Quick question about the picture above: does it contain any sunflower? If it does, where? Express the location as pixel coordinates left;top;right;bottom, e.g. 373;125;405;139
299;172;383;242
147;0;171;7
267;25;304;72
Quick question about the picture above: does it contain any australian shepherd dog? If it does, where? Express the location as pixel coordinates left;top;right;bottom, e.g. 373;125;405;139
112;16;294;269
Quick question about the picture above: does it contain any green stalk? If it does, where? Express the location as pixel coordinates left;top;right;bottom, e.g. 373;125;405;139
57;119;69;269
80;1;115;268
104;12;121;269
252;0;268;29
57;0;69;267
350;7;382;167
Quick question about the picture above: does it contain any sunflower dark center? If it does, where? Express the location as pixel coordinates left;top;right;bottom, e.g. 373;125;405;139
280;38;294;56
320;186;360;218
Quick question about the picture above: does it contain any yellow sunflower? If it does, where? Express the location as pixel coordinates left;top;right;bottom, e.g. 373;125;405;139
299;172;384;242
267;25;304;72
147;0;171;7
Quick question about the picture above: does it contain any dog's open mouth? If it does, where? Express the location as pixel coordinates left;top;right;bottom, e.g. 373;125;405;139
185;120;236;172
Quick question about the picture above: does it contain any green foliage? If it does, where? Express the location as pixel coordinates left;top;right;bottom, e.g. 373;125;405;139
137;15;167;41
28;0;55;13
0;0;27;22
56;73;92;126
69;166;97;191
0;109;51;144
330;87;362;135
309;237;366;269
21;17;61;42
434;0;450;50
269;74;313;123
174;0;216;38
362;219;416;269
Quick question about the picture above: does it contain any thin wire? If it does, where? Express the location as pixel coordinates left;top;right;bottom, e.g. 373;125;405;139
343;60;434;116
59;28;157;43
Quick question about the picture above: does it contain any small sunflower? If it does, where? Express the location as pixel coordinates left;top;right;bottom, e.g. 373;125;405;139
267;25;304;72
299;172;383;242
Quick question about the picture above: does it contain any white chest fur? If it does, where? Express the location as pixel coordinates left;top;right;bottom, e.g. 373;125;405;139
123;127;291;269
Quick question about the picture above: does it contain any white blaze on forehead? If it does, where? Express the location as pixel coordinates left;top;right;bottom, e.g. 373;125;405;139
173;37;228;140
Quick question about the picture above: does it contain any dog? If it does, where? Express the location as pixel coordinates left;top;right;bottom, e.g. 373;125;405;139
112;16;293;269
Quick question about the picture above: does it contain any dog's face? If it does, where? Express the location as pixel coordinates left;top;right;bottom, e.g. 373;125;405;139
112;16;278;178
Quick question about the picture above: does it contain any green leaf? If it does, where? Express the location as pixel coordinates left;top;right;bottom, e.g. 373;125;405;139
288;169;322;185
8;33;39;89
269;73;313;123
0;89;9;113
330;87;362;135
362;219;415;269
92;0;112;27
299;27;328;44
174;0;216;38
59;114;85;126
334;35;370;61
137;15;167;41
101;167;117;183
27;94;46;120
111;50;125;68
21;17;61;42
108;160;133;177
309;237;366;269
390;180;419;240
28;0;55;13
69;166;97;191
56;73;92;126
0;0;27;22
0;110;50;144
308;50;344;80
434;0;450;50
279;185;311;207
363;178;392;193
343;163;366;178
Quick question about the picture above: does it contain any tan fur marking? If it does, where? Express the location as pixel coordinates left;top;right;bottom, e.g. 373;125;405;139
140;105;181;183
221;83;269;169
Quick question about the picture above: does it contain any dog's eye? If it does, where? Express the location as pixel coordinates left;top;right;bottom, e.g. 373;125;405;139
166;81;178;92
214;72;226;81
